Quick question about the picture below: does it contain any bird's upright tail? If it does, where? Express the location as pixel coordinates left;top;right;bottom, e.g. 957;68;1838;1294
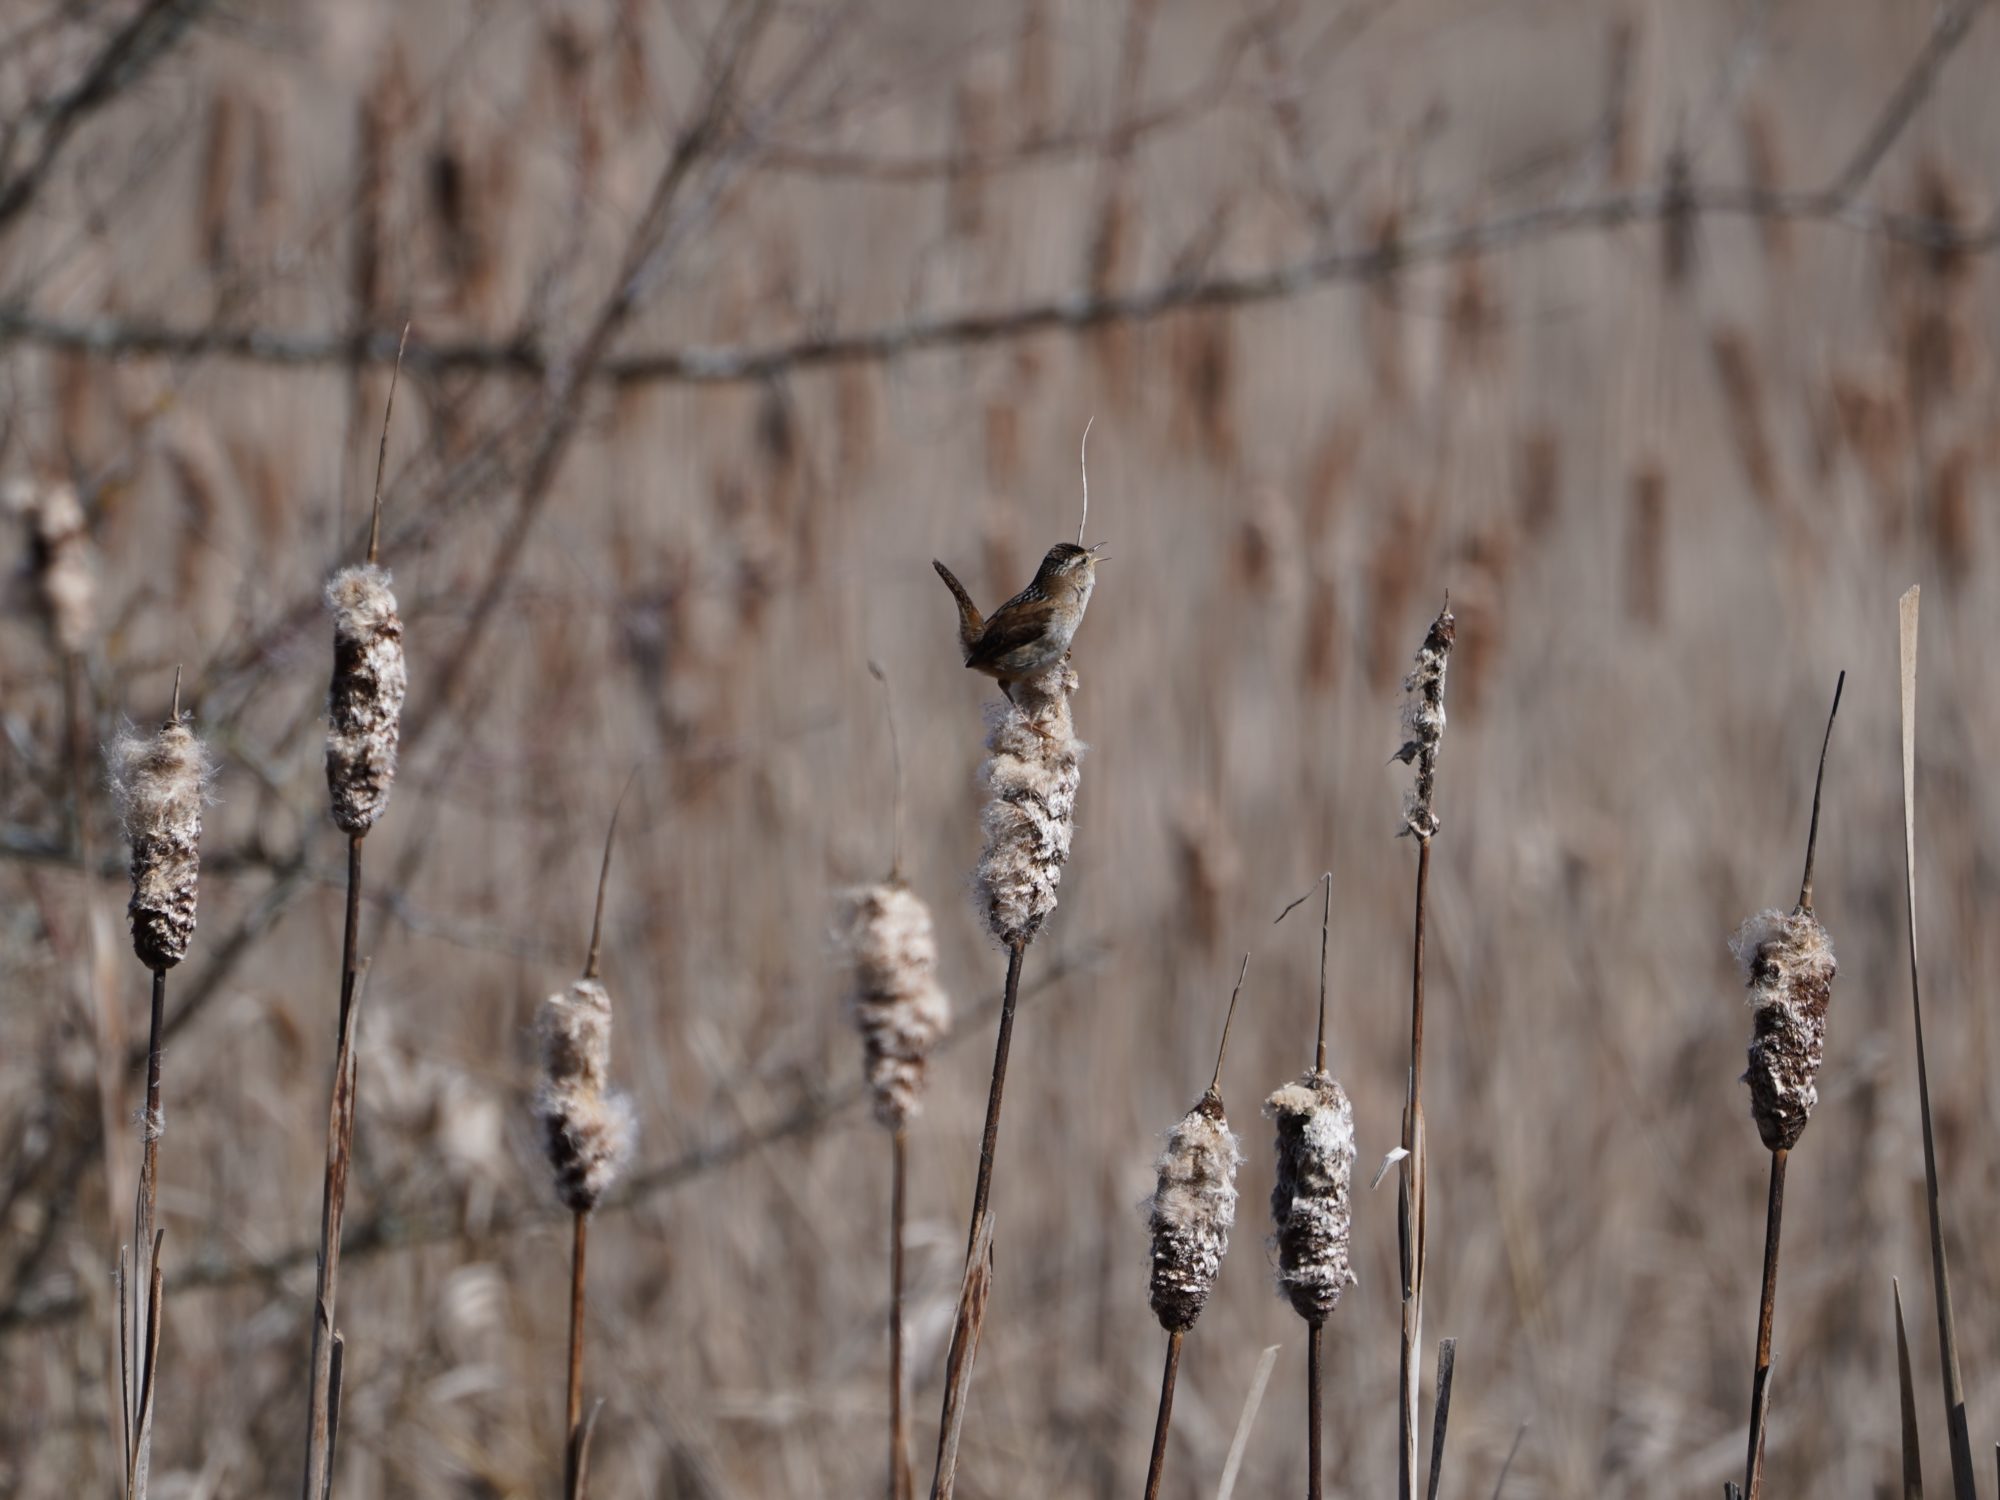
932;560;984;661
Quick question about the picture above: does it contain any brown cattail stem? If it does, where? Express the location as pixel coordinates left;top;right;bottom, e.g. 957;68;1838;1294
889;1128;911;1500
1744;1148;1788;1498
564;1209;588;1500
1142;1329;1184;1500
126;966;166;1500
1399;833;1432;1500
962;936;1026;1260
929;939;1024;1493
1307;1321;1324;1500
301;835;366;1500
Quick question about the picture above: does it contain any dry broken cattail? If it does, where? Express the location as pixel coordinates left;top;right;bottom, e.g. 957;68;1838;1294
535;978;636;1212
1733;908;1835;1152
1394;600;1455;839
325;563;408;834
842;882;952;1129
976;662;1084;945
1148;1089;1241;1332
110;711;213;972
1265;1070;1356;1324
8;479;97;654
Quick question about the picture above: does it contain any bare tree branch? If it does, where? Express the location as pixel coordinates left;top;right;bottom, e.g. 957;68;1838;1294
0;0;214;235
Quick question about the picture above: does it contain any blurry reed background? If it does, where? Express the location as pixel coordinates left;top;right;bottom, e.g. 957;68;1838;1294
2;1;1999;1495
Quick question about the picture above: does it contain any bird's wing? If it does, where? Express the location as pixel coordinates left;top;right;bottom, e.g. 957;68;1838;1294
966;594;1049;671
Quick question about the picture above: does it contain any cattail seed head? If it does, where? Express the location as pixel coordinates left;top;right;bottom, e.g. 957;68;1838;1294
8;480;97;654
325;563;407;834
110;716;213;971
976;661;1084;945
1265;1070;1356;1326
841;881;951;1130
1394;601;1455;838
1732;908;1835;1151
535;977;636;1212
1147;1090;1241;1332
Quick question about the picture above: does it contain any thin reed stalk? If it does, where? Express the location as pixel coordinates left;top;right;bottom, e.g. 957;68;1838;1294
1744;1151;1788;1496
302;342;407;1500
962;937;1025;1258
565;1210;588;1500
1897;587;1977;1500
1141;957;1246;1500
1270;875;1354;1500
890;1128;911;1500
109;671;209;1500
1142;1331;1185;1500
1737;672;1843;1499
1394;599;1453;1500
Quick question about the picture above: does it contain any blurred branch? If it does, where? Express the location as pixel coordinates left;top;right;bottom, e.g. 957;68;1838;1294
0;0;213;235
0;937;1109;1335
3;199;1990;384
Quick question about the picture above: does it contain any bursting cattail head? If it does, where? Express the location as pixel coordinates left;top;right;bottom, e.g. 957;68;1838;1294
535;977;636;1213
1394;600;1455;838
841;881;951;1130
1265;1070;1356;1325
1732;908;1836;1151
110;714;213;971
976;661;1083;945
325;563;407;834
8;480;97;654
1147;1089;1241;1332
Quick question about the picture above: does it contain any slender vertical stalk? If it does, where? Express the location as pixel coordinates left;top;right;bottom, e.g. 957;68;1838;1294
1307;1322;1324;1500
890;1128;911;1500
126;966;166;1500
1743;1148;1788;1498
564;1210;589;1500
1897;587;1977;1500
1399;835;1432;1500
1143;1330;1185;1500
301;834;366;1500
962;937;1027;1258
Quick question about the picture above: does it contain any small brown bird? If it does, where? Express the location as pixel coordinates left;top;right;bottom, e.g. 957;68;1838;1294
934;543;1104;695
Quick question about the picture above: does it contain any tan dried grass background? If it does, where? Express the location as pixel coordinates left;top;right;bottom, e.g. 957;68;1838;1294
3;2;1999;1496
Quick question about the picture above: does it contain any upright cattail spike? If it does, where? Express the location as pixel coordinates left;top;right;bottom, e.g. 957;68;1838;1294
535;977;636;1214
1149;970;1245;1333
1797;672;1845;914
110;692;213;972
1209;953;1250;1096
1394;598;1455;839
366;324;409;567
1733;678;1844;1152
169;666;181;724
324;564;407;834
1265;1068;1357;1325
975;662;1084;945
842;882;952;1130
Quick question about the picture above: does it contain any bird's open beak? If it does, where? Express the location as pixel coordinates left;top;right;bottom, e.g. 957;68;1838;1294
1089;543;1109;560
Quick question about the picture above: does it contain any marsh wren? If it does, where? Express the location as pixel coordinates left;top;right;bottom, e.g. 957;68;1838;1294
933;542;1105;697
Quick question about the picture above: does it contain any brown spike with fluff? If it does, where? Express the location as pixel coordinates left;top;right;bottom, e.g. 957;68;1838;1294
110;695;212;972
324;563;407;835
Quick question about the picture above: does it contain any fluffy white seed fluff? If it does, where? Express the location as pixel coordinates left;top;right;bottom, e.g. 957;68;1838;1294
976;661;1084;945
109;717;213;971
535;977;636;1212
1265;1070;1357;1325
325;563;407;834
842;881;951;1130
1731;907;1836;1151
1394;602;1455;839
1147;1092;1241;1332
